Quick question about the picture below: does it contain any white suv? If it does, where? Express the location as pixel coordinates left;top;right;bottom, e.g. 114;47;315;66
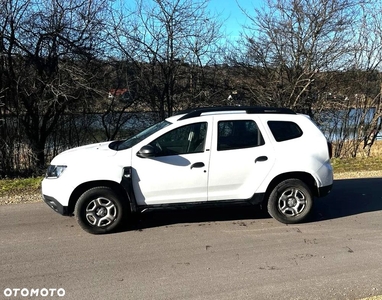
42;107;333;234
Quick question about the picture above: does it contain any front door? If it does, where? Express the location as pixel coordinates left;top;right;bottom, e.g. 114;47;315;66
131;120;211;205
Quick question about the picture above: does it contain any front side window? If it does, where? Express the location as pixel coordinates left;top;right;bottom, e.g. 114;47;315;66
268;121;303;142
150;122;207;156
217;120;264;151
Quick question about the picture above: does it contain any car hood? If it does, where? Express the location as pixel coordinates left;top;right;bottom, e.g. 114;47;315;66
50;141;118;165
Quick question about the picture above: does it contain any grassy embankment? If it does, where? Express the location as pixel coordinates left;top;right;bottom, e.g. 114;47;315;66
1;142;382;198
331;140;382;175
0;177;42;199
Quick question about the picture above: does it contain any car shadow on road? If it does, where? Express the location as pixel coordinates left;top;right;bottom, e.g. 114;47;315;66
124;204;269;232
121;177;382;232
312;177;382;221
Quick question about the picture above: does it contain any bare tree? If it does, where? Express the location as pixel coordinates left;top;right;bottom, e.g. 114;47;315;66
234;0;361;113
350;3;382;156
0;0;111;174
110;0;223;120
314;2;382;157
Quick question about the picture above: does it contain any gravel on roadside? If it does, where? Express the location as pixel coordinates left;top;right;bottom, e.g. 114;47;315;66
0;190;42;205
333;170;382;180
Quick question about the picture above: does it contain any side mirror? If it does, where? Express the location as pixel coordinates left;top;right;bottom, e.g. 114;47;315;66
137;145;155;158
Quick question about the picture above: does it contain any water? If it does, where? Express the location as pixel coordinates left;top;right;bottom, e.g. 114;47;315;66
315;107;381;141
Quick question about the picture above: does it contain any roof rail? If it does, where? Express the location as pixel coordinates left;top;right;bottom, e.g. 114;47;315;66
176;106;296;120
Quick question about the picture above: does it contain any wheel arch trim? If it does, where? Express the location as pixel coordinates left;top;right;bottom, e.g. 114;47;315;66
263;172;318;203
68;179;132;215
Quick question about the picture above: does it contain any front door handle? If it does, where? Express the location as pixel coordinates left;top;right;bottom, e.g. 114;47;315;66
255;156;268;163
190;162;205;169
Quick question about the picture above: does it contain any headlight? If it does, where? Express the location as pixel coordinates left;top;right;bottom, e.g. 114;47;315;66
45;165;67;178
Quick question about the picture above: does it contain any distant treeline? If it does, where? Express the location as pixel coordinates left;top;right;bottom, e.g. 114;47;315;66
1;0;382;177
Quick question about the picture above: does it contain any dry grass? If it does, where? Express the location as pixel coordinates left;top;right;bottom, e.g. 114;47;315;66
332;140;382;174
0;177;42;197
332;156;382;173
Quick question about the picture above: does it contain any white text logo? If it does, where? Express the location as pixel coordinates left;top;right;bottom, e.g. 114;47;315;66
4;288;65;297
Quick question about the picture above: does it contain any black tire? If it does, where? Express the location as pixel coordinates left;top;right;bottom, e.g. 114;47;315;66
267;179;313;224
75;186;127;234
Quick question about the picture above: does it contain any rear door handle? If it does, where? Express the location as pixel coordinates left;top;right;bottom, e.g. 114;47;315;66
190;162;205;169
255;156;268;163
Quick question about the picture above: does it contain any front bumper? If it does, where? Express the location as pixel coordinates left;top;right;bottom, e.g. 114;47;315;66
318;184;332;197
42;194;69;216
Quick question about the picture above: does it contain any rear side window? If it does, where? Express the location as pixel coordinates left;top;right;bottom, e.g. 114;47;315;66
218;120;265;151
268;121;303;142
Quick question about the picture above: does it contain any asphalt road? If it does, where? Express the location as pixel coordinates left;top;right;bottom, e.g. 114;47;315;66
1;178;382;300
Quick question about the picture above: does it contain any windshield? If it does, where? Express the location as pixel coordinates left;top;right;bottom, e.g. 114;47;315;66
115;120;171;150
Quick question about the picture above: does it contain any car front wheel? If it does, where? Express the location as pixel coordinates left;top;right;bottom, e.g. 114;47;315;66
267;179;313;224
75;186;127;234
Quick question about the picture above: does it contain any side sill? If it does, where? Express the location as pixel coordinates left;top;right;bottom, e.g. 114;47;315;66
136;193;265;213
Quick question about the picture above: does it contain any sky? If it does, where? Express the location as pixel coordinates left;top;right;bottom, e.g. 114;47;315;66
207;0;264;41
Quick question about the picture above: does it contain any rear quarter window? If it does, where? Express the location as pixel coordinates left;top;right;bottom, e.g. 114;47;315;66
268;121;303;142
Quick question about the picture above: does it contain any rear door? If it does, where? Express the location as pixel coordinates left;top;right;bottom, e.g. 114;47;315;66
207;115;275;201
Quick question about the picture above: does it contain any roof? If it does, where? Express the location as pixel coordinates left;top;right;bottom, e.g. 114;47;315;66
108;89;129;97
175;106;296;121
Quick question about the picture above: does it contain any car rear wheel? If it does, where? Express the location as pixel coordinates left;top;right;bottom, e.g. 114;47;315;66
267;179;312;224
75;186;127;234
